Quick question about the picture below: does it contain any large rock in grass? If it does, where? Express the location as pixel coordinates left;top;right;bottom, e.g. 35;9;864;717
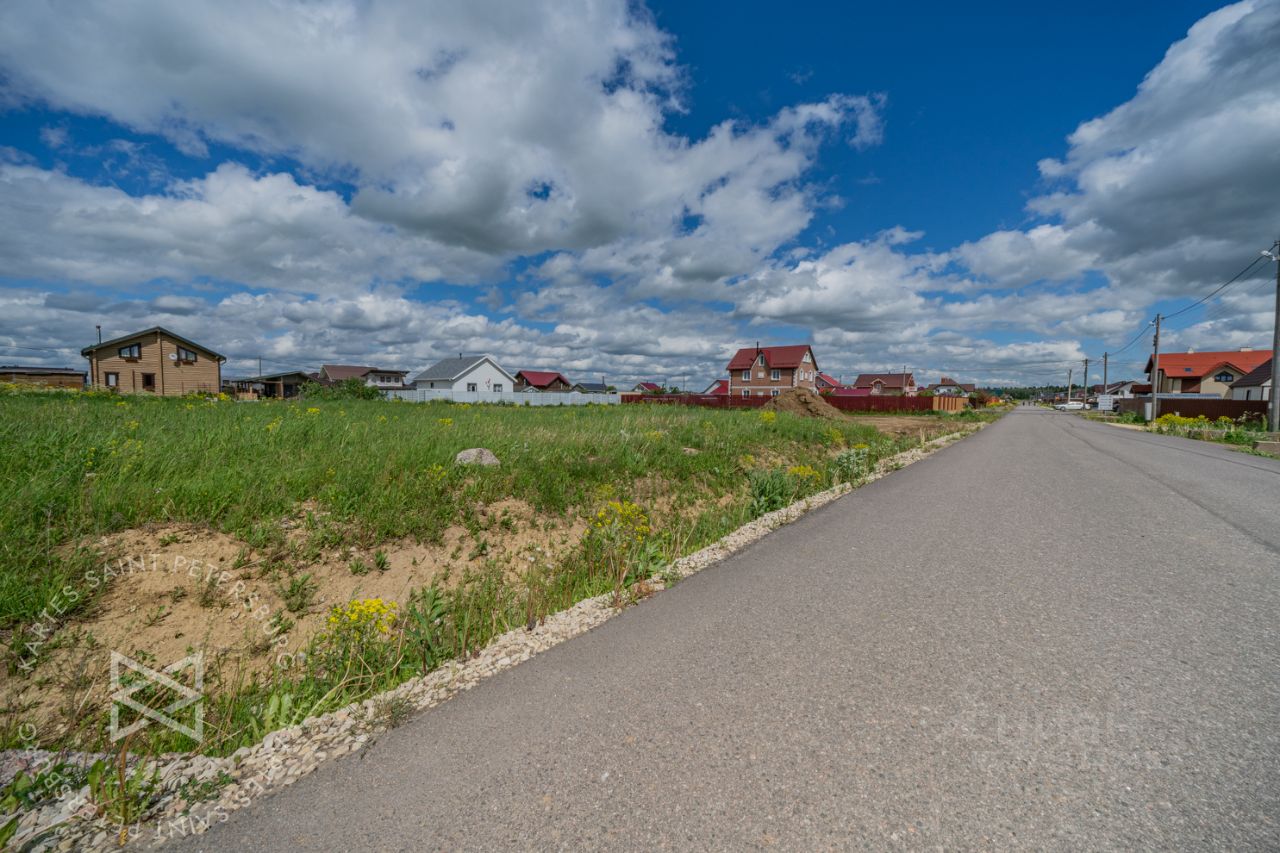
455;447;500;467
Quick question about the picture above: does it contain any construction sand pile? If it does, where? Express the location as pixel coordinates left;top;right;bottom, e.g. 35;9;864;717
761;387;844;419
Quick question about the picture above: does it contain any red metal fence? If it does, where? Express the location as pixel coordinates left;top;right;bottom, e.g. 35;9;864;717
623;393;962;413
1115;397;1269;422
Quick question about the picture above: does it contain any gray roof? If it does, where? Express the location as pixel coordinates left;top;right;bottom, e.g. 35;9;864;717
80;326;225;361
412;354;511;384
573;382;609;392
1231;358;1273;387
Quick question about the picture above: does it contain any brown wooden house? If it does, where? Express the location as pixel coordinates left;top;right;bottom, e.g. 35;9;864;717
0;365;87;388
81;327;224;396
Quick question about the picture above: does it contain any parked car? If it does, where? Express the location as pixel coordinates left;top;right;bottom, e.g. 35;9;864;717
1053;401;1085;411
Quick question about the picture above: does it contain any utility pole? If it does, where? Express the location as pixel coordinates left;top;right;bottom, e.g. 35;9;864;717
258;357;263;378
1066;367;1073;405
1083;357;1089;401
1269;238;1280;433
1102;352;1108;395
1150;314;1162;421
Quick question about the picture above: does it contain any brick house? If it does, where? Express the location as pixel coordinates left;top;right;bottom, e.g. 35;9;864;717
726;345;819;398
852;372;917;396
515;370;572;392
81;327;224;396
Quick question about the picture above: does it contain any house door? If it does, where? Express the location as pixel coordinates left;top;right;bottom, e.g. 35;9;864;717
141;373;156;392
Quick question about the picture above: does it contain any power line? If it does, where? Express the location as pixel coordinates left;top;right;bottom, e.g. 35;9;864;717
1163;253;1270;320
1078;242;1277;370
1167;272;1276;332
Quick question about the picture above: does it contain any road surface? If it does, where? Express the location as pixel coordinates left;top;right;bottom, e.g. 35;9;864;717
176;409;1280;850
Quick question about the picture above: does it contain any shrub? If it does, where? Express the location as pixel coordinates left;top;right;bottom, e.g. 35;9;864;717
299;378;383;401
748;469;793;515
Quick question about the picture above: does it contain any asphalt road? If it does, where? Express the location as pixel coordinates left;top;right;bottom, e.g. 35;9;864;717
175;409;1280;851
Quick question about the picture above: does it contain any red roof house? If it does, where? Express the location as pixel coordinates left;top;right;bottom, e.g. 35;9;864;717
1145;349;1272;397
815;372;843;392
703;378;729;395
726;345;819;397
514;370;572;392
633;381;663;393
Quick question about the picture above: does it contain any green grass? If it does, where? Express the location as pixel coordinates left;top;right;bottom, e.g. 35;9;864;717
0;386;978;757
0;388;915;627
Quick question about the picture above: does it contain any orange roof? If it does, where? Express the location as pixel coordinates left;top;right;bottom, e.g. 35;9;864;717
1145;350;1272;378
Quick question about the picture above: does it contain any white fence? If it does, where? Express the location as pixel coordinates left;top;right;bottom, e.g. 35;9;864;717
385;388;621;406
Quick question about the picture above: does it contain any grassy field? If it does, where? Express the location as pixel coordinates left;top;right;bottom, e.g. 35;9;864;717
0;386;987;759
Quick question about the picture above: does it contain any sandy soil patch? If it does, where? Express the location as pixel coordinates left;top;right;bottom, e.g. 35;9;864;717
1;502;587;739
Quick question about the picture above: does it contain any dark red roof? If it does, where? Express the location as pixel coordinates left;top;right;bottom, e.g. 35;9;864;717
1145;349;1271;378
726;345;816;371
517;370;571;388
853;372;915;389
816;373;842;388
634;381;662;392
831;386;871;396
705;379;729;395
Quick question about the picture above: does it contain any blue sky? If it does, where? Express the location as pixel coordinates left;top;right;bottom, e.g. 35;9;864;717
0;0;1277;388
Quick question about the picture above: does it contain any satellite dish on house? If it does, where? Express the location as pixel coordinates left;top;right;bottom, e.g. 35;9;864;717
168;353;178;361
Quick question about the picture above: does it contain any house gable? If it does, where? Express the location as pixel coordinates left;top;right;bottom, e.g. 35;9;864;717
82;327;223;396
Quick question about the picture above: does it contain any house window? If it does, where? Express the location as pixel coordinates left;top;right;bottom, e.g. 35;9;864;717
741;370;750;381
741;389;749;398
105;372;119;388
1213;371;1235;383
771;369;780;381
770;388;780;397
177;347;198;363
118;343;141;359
757;354;765;366
141;373;156;392
492;383;503;392
467;382;478;392
802;352;811;362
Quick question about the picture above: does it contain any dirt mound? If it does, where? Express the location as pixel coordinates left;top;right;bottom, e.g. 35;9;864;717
762;388;844;419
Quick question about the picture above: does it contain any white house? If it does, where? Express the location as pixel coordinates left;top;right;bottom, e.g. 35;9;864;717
1093;380;1138;399
411;354;516;393
1229;359;1272;401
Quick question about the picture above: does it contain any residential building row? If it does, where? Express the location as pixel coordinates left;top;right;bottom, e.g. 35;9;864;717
7;325;1270;405
696;346;974;400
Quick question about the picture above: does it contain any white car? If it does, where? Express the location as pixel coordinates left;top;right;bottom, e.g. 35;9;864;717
1053;401;1085;411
